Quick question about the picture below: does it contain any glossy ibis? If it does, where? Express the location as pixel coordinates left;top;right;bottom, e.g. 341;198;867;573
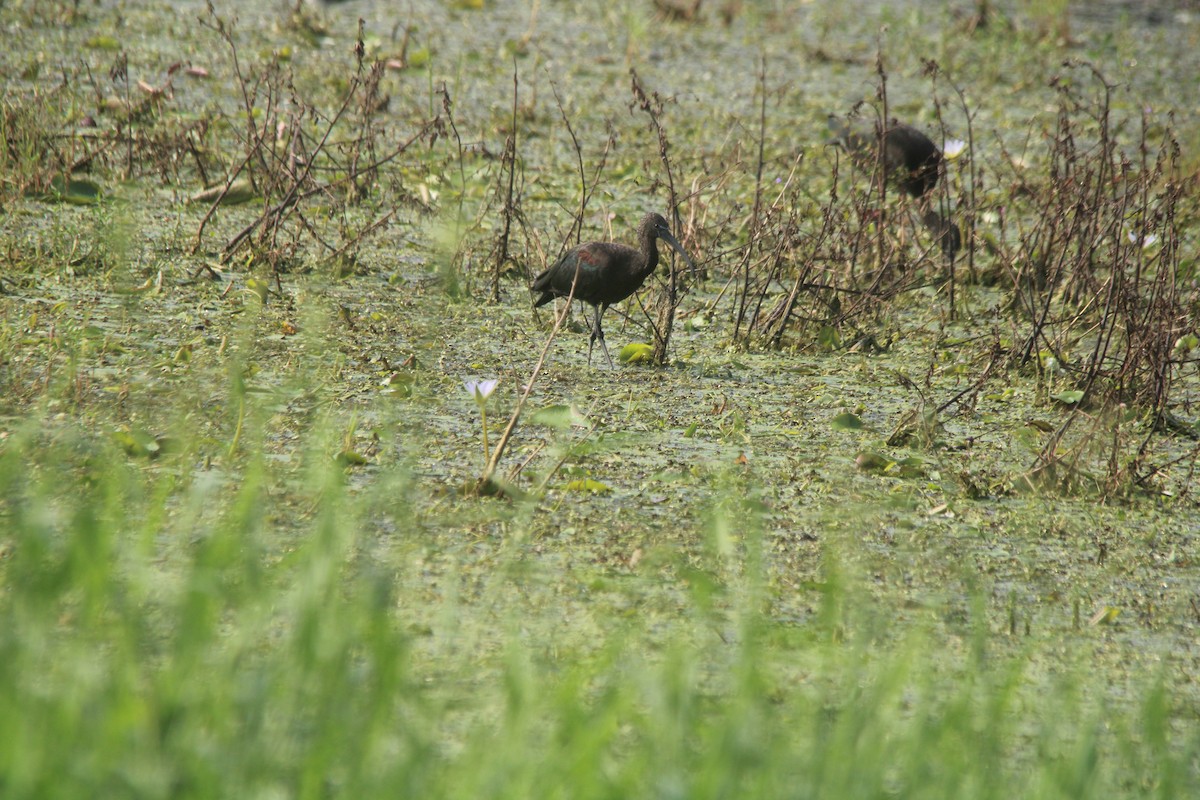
829;115;961;257
532;212;696;367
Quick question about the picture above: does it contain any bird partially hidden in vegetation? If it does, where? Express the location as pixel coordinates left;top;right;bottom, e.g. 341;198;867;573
828;115;961;258
532;212;697;367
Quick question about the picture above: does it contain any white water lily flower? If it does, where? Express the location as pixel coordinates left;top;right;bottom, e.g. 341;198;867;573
1127;231;1159;249
464;379;500;463
942;139;968;160
464;378;499;404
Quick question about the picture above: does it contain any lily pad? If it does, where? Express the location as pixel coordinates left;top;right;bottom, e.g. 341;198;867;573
379;371;415;398
336;449;369;467
84;35;121;51
407;47;431;69
1050;389;1084;406
111;428;173;459
565;478;612;494
619;342;654;364
530;404;589;429
47;176;102;205
855;452;890;473
892;457;927;479
831;412;864;431
190;180;256;206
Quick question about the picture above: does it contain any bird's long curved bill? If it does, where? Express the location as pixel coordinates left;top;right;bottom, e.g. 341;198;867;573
660;230;698;279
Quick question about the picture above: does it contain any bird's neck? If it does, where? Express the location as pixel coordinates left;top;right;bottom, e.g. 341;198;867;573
639;234;660;276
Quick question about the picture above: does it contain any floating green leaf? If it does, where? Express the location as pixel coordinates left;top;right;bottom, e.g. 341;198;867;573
85;35;121;51
1173;334;1199;354
855;451;890;473
190;180;255;206
379;371;415;398
336;450;369;467
530;404;588;429
47;175;102;205
1050;389;1084;406
892;457;926;479
619;342;653;364
564;478;612;494
407;47;431;69
110;428;171;459
831;412;863;431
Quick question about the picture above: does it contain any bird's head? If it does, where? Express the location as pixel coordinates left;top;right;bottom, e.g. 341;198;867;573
646;212;697;280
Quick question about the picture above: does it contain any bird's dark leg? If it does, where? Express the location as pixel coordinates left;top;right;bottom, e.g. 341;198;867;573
587;304;614;368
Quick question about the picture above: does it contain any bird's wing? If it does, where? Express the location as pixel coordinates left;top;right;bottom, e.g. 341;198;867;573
533;243;628;302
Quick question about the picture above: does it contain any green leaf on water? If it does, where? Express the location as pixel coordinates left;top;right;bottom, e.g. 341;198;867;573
1050;389;1084;406
530;404;588;429
1174;334;1199;354
111;428;170;459
190;180;255;206
85;35;121;51
892;457;926;478
379;371;415;398
831;412;863;431
619;342;653;364
855;451;890;473
565;478;611;494
336;450;369;467
47;176;102;205
407;47;431;69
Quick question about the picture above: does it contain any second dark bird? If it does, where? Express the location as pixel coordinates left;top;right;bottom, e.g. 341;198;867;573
829;115;962;257
532;212;696;367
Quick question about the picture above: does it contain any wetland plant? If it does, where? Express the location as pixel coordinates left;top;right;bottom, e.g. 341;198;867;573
192;4;442;275
464;378;499;464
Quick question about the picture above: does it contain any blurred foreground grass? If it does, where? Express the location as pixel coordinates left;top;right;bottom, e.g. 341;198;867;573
0;403;1194;799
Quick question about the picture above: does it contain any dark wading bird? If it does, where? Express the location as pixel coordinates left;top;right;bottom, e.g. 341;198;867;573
532;212;696;367
829;115;962;258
